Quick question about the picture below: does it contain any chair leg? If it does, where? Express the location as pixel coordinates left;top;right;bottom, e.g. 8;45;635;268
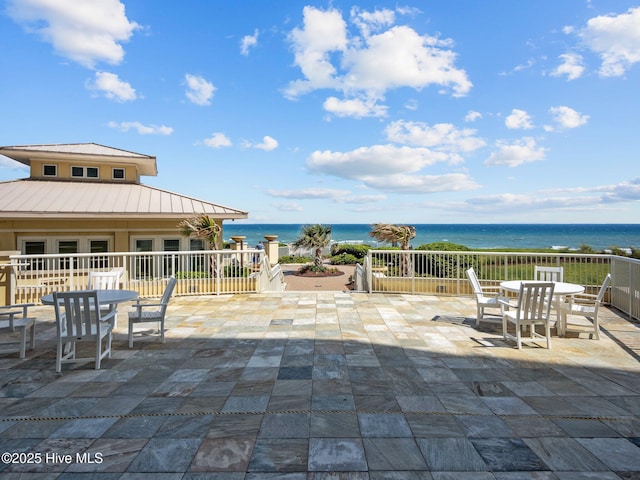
516;323;522;349
56;343;63;373
29;323;36;350
128;321;134;349
95;338;102;370
545;323;551;349
592;316;600;340
18;327;27;359
106;331;112;359
476;305;482;325
160;321;165;343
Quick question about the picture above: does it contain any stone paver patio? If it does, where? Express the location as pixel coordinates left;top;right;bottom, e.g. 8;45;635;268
1;291;639;478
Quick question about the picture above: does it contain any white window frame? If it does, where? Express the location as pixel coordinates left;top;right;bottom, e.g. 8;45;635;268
18;236;112;255
129;236;195;252
70;165;100;179
130;236;186;279
42;164;57;177
112;167;125;180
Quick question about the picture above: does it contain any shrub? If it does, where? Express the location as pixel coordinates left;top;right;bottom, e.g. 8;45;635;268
415;242;470;251
278;254;312;264
297;264;339;275
330;243;370;259
223;265;251;277
175;271;208;279
414;242;473;278
331;253;360;265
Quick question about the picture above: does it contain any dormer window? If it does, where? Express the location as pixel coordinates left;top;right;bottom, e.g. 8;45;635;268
71;166;99;178
43;164;57;177
113;168;125;180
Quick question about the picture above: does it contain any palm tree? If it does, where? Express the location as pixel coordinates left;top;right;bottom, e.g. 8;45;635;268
369;223;416;276
293;224;332;271
178;214;222;277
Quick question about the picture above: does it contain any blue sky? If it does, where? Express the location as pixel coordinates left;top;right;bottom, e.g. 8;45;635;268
1;0;639;224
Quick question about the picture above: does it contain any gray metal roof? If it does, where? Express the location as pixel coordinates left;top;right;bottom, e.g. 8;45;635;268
0;143;158;176
0;179;248;219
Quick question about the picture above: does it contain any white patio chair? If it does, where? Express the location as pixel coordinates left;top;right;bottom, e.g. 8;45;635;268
534;265;564;282
87;270;121;290
53;290;116;372
0;303;36;359
559;274;611;340
466;267;508;326
128;276;176;348
87;270;123;324
499;282;555;349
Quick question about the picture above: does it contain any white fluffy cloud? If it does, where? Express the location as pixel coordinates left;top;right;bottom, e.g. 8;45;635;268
108;121;172;135
267;188;351;200
88;71;136;102
485;137;546;167
361;173;479;193
7;0;139;68
323;96;387;118
204;132;232;148
184;74;216;106
505;109;534;130
240;29;259;56
350;6;395;37
549;106;589;129
285;6;471;118
601;177;640;202
385;120;486;155
254;136;279;151
578;6;640;77
551;53;585;81
305;143;479;193
465;111;482;122
308;144;449;179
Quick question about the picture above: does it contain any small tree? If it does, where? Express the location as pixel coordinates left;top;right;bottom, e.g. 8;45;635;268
369;223;416;276
178;214;222;277
293;224;332;272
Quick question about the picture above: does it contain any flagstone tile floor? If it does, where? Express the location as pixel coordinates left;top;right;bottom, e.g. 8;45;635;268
1;291;639;478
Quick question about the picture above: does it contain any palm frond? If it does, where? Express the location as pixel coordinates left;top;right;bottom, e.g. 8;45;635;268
369;223;416;249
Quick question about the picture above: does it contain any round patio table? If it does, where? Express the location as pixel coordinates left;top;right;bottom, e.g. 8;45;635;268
41;289;139;306
500;281;584;336
500;280;584;297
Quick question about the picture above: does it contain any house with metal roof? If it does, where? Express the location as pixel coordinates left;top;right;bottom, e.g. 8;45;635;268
0;143;248;256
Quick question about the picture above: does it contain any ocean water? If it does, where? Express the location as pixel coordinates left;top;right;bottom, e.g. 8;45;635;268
223;224;639;251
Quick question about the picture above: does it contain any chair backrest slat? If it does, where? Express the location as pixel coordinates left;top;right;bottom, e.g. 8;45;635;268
88;271;121;290
534;266;564;282
518;282;554;322
54;290;101;339
159;277;177;314
596;274;612;303
465;268;482;296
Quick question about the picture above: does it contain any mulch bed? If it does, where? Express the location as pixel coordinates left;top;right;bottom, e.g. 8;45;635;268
294;269;345;278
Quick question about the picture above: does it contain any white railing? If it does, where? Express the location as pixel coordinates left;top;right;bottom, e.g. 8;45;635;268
256;256;286;292
353;257;368;292
9;249;266;303
365;249;639;322
7;248;639;322
610;255;640;321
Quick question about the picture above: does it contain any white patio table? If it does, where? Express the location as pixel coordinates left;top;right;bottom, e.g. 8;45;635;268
41;289;138;307
500;280;584;336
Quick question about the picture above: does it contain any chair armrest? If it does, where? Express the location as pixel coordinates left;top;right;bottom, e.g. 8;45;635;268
99;308;117;324
134;302;164;309
0;303;35;317
498;298;517;309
